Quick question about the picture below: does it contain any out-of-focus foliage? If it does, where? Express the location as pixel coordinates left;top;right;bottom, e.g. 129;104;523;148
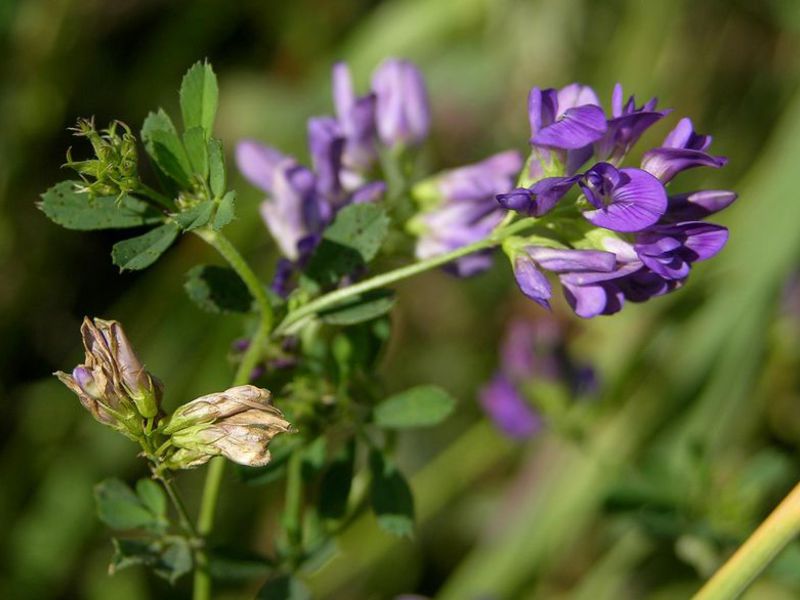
2;0;800;598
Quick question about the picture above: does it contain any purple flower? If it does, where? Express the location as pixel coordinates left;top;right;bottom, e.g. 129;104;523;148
308;117;345;200
414;151;523;276
664;189;737;222
497;175;580;217
595;83;670;162
512;253;552;308
479;374;540;439
641;118;727;183
235;140;286;193
634;222;728;279
579;162;667;232
371;58;430;148
528;85;607;150
258;159;327;261
332;62;378;174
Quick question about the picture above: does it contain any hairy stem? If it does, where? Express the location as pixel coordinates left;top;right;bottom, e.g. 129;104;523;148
693;480;800;600
191;228;275;600
273;218;531;336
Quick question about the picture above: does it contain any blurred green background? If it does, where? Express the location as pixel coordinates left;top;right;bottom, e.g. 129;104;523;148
3;0;800;598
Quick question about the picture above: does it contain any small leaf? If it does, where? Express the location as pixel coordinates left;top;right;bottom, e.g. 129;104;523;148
373;385;456;429
112;223;180;271
257;574;312;600
180;61;219;137
110;537;193;584
39;181;163;230
320;290;395;326
213;191;236;231
174;200;214;231
305;204;389;286
148;130;193;186
183;126;209;178
208;137;226;197
319;441;355;520
135;479;167;521
95;479;160;531
369;451;414;537
184;264;253;313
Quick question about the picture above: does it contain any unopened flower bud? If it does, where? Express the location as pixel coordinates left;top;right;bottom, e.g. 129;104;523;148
55;317;163;438
164;385;293;468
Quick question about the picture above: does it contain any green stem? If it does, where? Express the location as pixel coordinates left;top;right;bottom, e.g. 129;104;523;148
693;480;800;600
273;218;531;336
136;183;175;211
191;228;275;600
158;474;198;538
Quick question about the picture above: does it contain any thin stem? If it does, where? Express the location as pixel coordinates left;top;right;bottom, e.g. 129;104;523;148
273;218;532;336
190;228;276;600
158;474;198;538
693;480;800;600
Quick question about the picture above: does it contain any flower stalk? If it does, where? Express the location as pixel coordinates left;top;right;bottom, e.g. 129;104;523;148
693;480;800;600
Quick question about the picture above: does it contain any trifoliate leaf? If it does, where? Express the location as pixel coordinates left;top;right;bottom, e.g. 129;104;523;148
373;385;456;429
180;61;218;138
184;264;253;313
94;478;166;532
111;222;180;271
369;451;414;537
212;191;236;231
38;181;164;230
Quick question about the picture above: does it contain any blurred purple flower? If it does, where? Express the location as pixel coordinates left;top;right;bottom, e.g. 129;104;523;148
480;374;541;439
371;58;430;148
332;62;378;175
414;151;523;276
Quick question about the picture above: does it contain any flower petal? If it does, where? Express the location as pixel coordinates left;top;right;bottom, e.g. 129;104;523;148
531;105;607;150
582;167;667;232
527;247;616;273
235;140;286;194
513;254;552;309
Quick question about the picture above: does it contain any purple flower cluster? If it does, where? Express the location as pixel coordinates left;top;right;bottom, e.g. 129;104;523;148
236;59;430;294
498;83;736;317
480;318;596;439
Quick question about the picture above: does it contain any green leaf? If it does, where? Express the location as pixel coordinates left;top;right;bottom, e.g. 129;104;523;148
208;137;226;198
373;385;456;429
95;479;162;531
212;191;236;231
174;200;214;231
135;479;167;521
319;441;355;520
257;574;312;600
320;290;396;326
306;204;389;286
110;537;192;584
184;264;253;313
141;110;191;186
180;61;218;137
183;126;209;178
111;223;180;271
39;181;163;230
369;451;414;537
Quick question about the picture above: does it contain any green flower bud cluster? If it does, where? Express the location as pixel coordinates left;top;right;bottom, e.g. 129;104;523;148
64;118;139;199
